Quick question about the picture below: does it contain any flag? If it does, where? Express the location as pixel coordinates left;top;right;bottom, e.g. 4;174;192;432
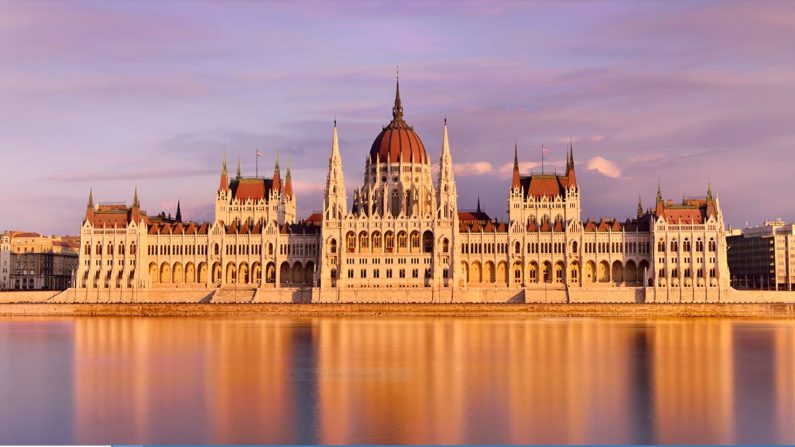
542;145;550;154
256;149;262;157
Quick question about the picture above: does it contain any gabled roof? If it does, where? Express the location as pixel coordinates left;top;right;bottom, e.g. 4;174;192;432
229;177;274;202
518;174;569;199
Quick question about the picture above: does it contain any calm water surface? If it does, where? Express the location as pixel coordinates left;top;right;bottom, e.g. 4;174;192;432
1;316;794;444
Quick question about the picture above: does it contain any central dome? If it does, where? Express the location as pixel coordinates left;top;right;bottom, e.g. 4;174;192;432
368;79;428;164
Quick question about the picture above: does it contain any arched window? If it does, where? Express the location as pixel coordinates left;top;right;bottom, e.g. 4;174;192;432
329;239;337;253
708;238;716;252
119;242;125;255
391;190;400;216
683;238;691;252
443;238;449;253
130;242;136;255
423;232;433;253
96;243;102;256
670;239;678;252
572;241;578;253
84;244;91;255
410;232;420;249
515;241;521;254
346;232;356;252
657;239;665;252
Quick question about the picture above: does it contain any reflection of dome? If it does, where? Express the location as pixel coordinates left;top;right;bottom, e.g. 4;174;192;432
368;79;428;164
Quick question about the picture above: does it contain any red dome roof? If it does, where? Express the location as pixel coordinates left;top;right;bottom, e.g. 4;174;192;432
368;79;428;164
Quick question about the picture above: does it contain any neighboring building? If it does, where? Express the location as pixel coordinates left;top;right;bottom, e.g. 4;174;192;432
727;220;795;290
0;233;10;289
2;231;79;290
75;78;731;301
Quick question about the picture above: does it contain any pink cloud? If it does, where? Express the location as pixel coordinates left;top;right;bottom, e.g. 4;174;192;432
585;156;622;179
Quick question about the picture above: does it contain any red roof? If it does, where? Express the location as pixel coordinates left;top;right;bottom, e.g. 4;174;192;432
230;178;272;201
368;79;428;164
518;174;570;199
457;211;491;223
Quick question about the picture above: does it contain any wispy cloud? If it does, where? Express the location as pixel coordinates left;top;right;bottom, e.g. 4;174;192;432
454;161;493;176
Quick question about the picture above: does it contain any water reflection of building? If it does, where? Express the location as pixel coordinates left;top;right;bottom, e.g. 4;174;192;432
314;318;650;444
314;318;467;444
775;326;795;441
65;317;795;445
71;317;314;444
649;320;735;444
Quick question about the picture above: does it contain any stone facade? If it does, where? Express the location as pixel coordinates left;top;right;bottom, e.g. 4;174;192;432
1;231;79;290
73;79;731;303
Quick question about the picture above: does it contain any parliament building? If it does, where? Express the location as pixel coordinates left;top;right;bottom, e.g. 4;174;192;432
74;79;731;303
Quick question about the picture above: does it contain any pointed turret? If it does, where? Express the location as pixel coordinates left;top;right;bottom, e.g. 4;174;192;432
219;152;228;191
131;187;141;223
284;159;293;199
272;150;281;192
476;196;481;213
637;194;643;218
236;155;241;179
512;142;521;190
707;182;713;201
85;189;95;223
175;201;182;223
566;140;577;187
324;120;347;219
655;182;665;218
436;118;457;219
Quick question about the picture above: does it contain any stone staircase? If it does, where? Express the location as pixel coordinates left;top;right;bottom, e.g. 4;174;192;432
211;286;257;303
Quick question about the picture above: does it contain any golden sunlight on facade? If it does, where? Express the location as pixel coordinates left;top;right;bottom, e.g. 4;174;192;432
73;79;735;304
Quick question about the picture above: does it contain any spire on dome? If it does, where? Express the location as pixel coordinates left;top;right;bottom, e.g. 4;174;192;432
87;188;94;208
512;142;521;189
476;196;481;213
392;70;404;122
176;200;182;223
133;187;139;208
656;181;663;203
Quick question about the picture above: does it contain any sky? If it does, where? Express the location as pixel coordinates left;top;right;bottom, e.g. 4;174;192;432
1;0;794;235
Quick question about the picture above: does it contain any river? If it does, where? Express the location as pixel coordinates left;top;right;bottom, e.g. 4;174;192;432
1;316;794;444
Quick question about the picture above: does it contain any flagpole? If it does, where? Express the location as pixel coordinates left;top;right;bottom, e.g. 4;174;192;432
541;144;544;174
256;149;258;178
